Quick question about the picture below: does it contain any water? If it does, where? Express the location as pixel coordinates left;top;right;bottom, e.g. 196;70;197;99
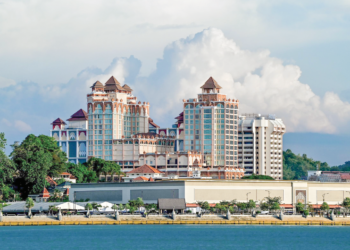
0;225;347;249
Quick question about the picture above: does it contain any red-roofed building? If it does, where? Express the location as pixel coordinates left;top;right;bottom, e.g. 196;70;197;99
123;164;165;182
36;188;51;202
50;108;88;164
46;176;57;186
132;176;150;182
53;172;77;183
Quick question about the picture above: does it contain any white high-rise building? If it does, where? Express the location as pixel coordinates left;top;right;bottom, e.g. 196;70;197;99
238;114;286;180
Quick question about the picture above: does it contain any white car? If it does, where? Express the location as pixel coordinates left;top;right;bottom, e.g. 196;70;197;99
260;211;269;215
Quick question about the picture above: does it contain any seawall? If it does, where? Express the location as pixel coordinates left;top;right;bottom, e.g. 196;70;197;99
2;215;350;226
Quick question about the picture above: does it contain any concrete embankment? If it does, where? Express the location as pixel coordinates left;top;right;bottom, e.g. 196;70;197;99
1;215;350;226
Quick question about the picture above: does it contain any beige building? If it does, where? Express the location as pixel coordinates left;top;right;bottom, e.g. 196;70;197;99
238;114;285;180
87;76;150;160
70;180;350;206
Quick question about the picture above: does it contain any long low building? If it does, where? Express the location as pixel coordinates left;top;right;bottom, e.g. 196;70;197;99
69;180;350;205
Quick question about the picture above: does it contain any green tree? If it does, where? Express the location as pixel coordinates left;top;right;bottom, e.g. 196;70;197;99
119;204;124;211
342;197;350;214
26;197;34;215
320;202;329;213
246;200;256;212
260;202;269;211
128;197;144;211
197;201;210;213
265;196;282;208
236;202;247;212
91;202;102;210
283;149;330;180
129;206;136;214
296;202;304;213
108;161;122;182
0;133;16;201
86;157;107;180
11;134;67;198
145;203;158;213
112;204;118;213
85;203;93;210
242;174;274;180
66;162;98;183
271;202;280;213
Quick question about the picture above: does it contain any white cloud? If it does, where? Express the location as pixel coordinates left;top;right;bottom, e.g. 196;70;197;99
0;76;16;88
1;28;350;136
133;28;350;133
14;120;32;133
1;118;12;127
0;0;349;85
1;118;31;133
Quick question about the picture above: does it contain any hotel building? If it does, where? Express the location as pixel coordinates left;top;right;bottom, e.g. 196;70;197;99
51;75;285;180
51;109;88;164
87;76;150;160
238;114;285;180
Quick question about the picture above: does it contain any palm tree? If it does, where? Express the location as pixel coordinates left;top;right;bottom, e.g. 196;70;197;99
85;203;93;210
119;204;124;212
26;197;34;218
112;204;118;212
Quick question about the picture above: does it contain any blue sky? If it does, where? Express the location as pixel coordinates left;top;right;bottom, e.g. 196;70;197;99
0;0;350;165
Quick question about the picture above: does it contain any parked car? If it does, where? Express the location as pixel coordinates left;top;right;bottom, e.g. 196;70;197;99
260;211;269;215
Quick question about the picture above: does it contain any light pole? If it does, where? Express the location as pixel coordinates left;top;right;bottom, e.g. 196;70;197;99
265;190;270;197
246;192;251;202
322;193;329;202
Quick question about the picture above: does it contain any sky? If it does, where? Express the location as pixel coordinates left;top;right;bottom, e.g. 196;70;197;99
0;0;350;165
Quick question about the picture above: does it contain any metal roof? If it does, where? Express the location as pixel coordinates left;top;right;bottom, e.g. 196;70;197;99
158;198;186;210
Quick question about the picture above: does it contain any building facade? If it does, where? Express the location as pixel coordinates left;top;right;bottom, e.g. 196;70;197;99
69;180;350;206
51;109;88;164
238;114;285;180
87;77;150;160
51;75;286;180
182;77;239;169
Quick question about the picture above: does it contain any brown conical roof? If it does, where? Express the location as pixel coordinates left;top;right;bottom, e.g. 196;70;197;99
122;84;133;92
91;81;104;89
51;118;66;125
104;76;125;91
67;109;88;121
200;77;222;89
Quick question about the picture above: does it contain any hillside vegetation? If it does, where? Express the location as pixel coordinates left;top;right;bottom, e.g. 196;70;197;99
283;149;344;180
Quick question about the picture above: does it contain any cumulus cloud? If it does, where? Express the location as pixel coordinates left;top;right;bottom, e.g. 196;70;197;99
133;28;350;133
14;120;32;132
1;119;31;133
0;76;16;88
0;55;141;149
1;27;350;149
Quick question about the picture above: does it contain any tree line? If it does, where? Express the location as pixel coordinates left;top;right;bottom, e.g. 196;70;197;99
283;149;350;180
0;133;123;201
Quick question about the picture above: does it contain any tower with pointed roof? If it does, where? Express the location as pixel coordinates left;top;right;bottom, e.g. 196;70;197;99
87;76;150;160
50;109;88;164
181;76;241;178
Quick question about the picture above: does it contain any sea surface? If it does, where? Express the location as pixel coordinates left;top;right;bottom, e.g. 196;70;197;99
0;225;348;249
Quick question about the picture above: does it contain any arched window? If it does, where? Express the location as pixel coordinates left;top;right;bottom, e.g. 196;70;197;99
217;103;224;108
105;104;112;114
185;104;193;109
95;104;102;114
